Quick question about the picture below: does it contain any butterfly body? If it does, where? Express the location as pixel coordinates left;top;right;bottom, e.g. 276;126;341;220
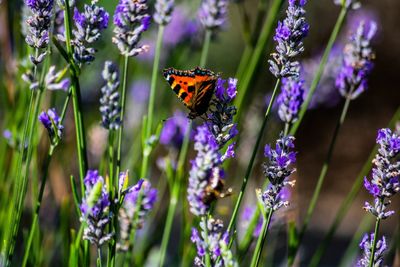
163;67;218;119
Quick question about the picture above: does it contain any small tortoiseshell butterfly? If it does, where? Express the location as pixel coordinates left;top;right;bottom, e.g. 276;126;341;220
163;67;218;119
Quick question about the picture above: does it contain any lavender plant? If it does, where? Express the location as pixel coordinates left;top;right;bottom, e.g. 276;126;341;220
289;19;377;264
359;128;400;266
250;134;297;267
71;1;109;65
117;176;157;252
191;217;238;267
276;74;305;131
225;0;308;252
100;61;121;130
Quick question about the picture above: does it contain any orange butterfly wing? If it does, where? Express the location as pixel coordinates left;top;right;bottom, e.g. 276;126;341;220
163;67;218;118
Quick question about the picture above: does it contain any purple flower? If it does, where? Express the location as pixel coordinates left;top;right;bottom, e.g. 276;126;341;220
24;0;54;64
154;0;174;25
80;170;113;246
336;20;376;99
38;108;63;145
191;217;237;266
117;178;157;251
208;77;238;147
160;110;189;149
45;66;70;91
100;61;121;130
357;233;387;266
113;0;150;57
269;0;309;78
198;0;228;31
260;134;297;211
70;2;109;64
363;128;400;219
277;75;304;124
187;125;222;216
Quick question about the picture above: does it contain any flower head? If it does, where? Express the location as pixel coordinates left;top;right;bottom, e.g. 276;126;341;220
191;217;237;266
24;0;54;63
80;170;113;246
38;108;64;145
269;0;309;78
113;0;150;57
363;128;400;219
357;233;387;266
187;125;222;216
277;75;304;124
336;21;377;99
117;178;157;251
100;61;121;130
154;0;174;25
259;134;297;211
198;0;228;32
71;2;109;64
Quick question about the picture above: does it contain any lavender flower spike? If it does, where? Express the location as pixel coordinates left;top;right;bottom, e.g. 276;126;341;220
199;0;228;32
359;128;400;266
363;128;400;219
357;233;387;267
38;108;64;146
277;74;305;124
80;170;113;246
191;217;238;267
25;0;54;65
113;0;151;57
258;134;297;211
336;21;377;100
187;125;222;216
100;61;121;130
269;0;309;78
117;178;157;251
154;0;174;25
160;110;188;150
72;1;109;64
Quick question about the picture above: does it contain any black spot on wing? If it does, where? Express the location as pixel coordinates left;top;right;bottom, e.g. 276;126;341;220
188;85;195;92
180;92;188;100
168;76;175;84
173;84;181;94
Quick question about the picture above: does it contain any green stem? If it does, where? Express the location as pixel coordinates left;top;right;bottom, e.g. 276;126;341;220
337;215;374;267
97;247;103;267
249;209;273;267
22;145;55;267
63;0;88;196
369;209;381;267
310;105;400;267
141;25;165;178
288;96;352;265
234;0;283;121
158;121;192;267
289;6;348;136
226;79;281;239
6;88;43;266
116;55;129;179
200;30;212;67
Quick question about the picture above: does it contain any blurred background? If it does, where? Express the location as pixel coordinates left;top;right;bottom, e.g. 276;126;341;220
0;0;399;266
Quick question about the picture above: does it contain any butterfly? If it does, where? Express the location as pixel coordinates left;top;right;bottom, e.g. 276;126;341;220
163;67;218;119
